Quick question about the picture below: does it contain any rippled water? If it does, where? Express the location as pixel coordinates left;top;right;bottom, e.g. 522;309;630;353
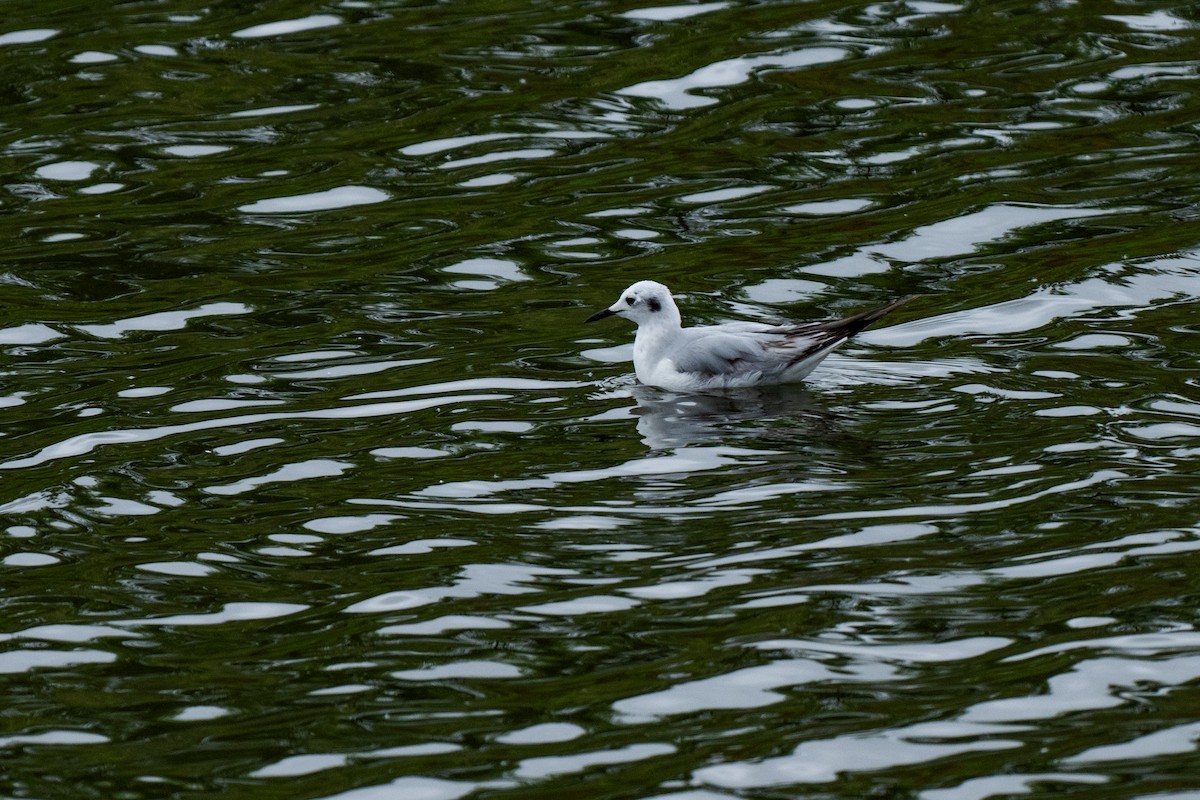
4;1;1200;797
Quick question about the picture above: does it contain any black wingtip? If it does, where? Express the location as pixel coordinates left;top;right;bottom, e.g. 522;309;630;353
862;294;918;325
585;308;617;324
808;295;917;340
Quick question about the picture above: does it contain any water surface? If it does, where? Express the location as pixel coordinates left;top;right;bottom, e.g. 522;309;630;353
4;1;1200;798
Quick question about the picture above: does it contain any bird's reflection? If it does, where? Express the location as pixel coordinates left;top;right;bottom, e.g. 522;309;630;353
628;383;839;449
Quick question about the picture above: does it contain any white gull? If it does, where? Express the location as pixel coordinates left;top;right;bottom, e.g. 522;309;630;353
585;280;912;391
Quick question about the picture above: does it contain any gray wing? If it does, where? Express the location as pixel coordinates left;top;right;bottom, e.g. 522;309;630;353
668;329;793;379
671;324;854;379
667;297;915;382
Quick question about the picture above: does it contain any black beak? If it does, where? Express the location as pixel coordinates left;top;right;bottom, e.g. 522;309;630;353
585;308;617;324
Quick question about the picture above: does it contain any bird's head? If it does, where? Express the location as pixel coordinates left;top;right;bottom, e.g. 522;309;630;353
585;280;680;328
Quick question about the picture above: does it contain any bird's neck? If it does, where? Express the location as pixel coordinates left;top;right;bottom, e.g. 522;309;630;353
633;317;681;358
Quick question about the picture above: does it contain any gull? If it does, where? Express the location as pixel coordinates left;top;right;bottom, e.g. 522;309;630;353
585;280;913;391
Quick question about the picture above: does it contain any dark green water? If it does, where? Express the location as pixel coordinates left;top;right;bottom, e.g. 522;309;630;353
4;1;1200;797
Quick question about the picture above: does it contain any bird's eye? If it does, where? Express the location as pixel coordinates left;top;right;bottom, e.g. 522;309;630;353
625;296;636;305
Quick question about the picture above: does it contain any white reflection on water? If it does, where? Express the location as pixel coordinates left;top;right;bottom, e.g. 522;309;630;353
687;638;1200;789
117;385;172;398
74;301;251;339
616;637;1010;723
415;443;776;501
2;624;138;643
440;148;556;169
513;742;676;779
78;181;122;194
0;648;116;674
443;256;529;290
391;660;523;680
250;753;348;778
362;743;462;759
627;385;831;450
497;722;586;745
1064;721;1200;764
266;357;436;381
369;539;474;556
1104;10;1191;32
344;563;574;614
34;160;100;180
133;44;178;57
920;773;1108;800
962;655;1200;725
238;185;389;214
615;660;850;721
810;203;1119;280
619;47;849;109
171;398;285;412
203;458;352;496
163;144;230;157
0;322;64;344
694;523;938;570
623;568;763;600
226;103;319;118
0;28;58;45
519;594;641;615
811;469;1126;522
348;376;581;401
70;50;118;63
401;132;519;156
307;681;372;695
314;776;479;800
782;198;875;216
304;513;400;534
869;250;1200;347
1004;631;1200;663
987;531;1200;580
111;601;308;627
401;129;609;158
380;615;511;636
696;721;1021;787
2;552;60;566
677;185;774;204
0;730;108;747
136;560;217;576
621;3;729;22
212;437;283;455
0;394;508;469
753;636;1011;662
170;705;231;722
232;14;341;39
459;172;517;188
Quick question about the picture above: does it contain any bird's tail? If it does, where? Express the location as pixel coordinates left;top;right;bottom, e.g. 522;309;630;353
810;294;917;340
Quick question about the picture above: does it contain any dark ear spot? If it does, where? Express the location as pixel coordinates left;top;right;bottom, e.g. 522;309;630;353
648;297;662;313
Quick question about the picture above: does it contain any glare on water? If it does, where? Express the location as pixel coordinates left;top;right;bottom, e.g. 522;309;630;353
3;1;1200;798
